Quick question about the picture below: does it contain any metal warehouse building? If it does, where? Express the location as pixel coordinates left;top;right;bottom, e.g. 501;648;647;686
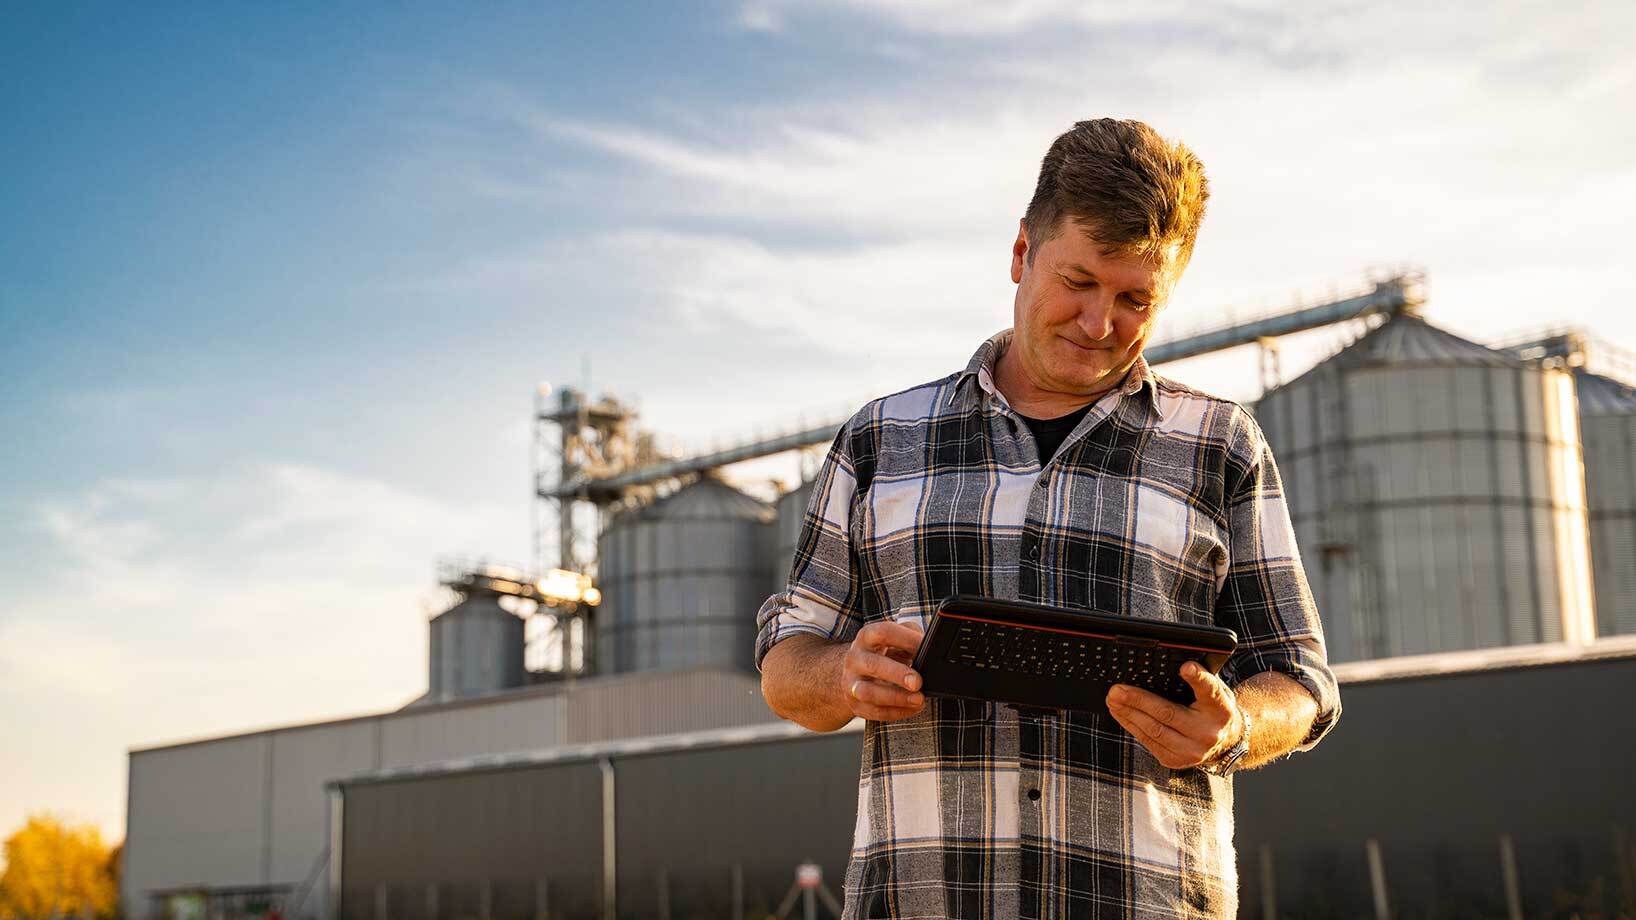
325;639;1636;920
121;669;777;920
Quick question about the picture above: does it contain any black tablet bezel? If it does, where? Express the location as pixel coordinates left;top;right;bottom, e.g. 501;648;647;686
908;594;1239;713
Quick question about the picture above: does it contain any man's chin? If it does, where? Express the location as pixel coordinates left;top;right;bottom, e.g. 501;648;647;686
1049;359;1113;385
1045;375;1111;398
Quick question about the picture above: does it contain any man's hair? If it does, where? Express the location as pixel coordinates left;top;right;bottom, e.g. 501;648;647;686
1022;118;1210;271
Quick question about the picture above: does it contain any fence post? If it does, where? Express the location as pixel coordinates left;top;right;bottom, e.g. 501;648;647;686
424;882;438;920
480;879;493;920
732;863;744;920
373;883;387;920
658;866;671;920
1258;843;1276;920
535;877;549;920
1616;827;1636;910
1500;834;1523;920
1365;838;1390;920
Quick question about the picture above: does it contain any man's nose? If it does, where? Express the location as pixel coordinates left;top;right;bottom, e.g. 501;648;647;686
1077;293;1116;342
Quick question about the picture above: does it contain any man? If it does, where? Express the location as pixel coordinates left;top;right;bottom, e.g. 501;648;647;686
755;118;1340;920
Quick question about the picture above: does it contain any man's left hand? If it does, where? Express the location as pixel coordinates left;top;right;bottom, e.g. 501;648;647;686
1105;662;1243;770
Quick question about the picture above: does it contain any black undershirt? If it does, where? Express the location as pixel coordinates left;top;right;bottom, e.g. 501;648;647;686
1018;402;1095;465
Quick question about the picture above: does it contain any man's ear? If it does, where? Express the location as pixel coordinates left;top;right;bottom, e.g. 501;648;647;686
1011;219;1029;284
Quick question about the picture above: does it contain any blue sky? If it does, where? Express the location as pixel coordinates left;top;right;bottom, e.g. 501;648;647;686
3;0;1634;844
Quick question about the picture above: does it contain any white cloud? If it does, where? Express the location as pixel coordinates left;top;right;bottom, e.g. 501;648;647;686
466;22;1636;358
741;0;1635;75
736;1;782;32
0;463;518;841
502;105;1041;241
408;0;1636;444
735;0;1292;38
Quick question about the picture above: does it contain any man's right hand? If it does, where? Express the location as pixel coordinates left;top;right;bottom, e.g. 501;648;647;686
842;620;927;722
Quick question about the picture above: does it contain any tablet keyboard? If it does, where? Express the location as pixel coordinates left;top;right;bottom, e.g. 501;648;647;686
946;619;1191;697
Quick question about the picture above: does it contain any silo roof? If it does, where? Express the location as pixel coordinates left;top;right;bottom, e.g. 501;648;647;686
1263;314;1520;398
1576;368;1636;416
1328;314;1521;369
630;476;775;523
429;594;515;623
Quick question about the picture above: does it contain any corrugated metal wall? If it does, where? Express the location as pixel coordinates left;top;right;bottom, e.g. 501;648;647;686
125;734;276;912
612;738;863;920
1579;375;1636;637
123;669;776;920
379;692;564;768
268;721;381;885
1235;651;1636;917
562;668;776;744
342;763;605;920
337;732;864;920
335;648;1636;920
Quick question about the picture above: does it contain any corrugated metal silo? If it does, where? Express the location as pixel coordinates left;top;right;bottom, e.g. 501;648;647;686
1254;315;1596;662
427;596;526;703
596;477;775;674
773;477;816;590
1576;369;1636;636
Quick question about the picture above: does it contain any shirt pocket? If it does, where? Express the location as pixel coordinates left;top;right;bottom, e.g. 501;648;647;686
1129;483;1228;622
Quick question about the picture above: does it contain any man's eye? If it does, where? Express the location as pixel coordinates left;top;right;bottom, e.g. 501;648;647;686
1064;277;1093;289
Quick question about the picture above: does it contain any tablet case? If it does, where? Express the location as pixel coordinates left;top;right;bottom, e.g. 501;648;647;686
909;594;1238;716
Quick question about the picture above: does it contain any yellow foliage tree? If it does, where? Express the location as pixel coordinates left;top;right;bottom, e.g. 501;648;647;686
0;814;118;920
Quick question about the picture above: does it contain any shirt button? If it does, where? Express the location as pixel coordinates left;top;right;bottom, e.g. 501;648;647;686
1027;542;1040;560
1028;788;1041;801
1035;475;1049;488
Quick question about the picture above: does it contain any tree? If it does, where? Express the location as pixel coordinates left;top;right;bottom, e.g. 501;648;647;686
0;814;118;920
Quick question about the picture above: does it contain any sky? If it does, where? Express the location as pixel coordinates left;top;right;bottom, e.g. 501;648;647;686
2;0;1633;845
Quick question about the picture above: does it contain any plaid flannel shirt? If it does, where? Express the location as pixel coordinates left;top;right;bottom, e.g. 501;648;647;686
755;329;1341;920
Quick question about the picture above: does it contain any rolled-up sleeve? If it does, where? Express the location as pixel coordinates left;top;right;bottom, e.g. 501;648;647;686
1214;408;1341;751
754;414;873;672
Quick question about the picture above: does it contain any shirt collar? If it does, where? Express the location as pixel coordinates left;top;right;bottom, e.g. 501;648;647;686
949;328;1164;423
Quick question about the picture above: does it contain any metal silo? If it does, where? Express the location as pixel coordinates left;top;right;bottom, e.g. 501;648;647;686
773;477;816;591
1254;314;1596;663
596;477;775;675
1576;369;1636;636
428;594;527;702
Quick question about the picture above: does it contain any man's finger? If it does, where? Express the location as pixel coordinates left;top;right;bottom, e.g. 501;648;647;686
1107;701;1192;765
1180;662;1232;714
1107;683;1187;728
849;677;925;711
861;620;926;654
852;648;922;692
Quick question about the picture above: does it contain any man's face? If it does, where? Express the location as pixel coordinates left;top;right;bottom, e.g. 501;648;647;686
1009;219;1176;400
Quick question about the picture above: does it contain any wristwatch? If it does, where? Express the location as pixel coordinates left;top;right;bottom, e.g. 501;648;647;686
1200;709;1251;776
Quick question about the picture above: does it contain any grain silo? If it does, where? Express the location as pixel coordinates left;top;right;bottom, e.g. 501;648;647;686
1254;314;1596;663
595;477;775;674
427;594;527;703
773;477;816;590
1576;369;1636;637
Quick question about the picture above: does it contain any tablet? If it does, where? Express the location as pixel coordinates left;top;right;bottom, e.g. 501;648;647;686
908;594;1238;715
